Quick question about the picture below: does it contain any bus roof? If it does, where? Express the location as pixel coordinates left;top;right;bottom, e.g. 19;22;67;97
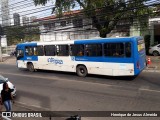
16;36;143;46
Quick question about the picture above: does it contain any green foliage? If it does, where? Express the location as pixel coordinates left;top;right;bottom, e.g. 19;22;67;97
33;0;154;38
5;26;40;45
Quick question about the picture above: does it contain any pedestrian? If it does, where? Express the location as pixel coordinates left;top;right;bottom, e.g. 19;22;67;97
1;82;14;112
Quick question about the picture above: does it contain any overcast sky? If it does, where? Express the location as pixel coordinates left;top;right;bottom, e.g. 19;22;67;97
0;0;81;26
1;0;158;26
0;0;54;25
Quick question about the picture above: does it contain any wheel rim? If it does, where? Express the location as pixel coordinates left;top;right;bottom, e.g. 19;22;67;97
77;66;87;77
30;65;33;71
80;68;85;74
28;64;34;71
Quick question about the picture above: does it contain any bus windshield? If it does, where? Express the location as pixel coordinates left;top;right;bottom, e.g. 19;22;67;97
16;49;24;59
137;39;145;52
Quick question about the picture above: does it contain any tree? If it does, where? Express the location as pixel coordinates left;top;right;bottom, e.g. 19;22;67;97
5;26;25;45
5;26;40;45
33;0;154;38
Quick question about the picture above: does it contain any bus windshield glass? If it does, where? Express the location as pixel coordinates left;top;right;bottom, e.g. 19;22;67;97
16;49;24;58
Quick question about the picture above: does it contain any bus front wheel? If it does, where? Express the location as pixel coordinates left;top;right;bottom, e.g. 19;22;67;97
76;65;88;77
27;63;34;72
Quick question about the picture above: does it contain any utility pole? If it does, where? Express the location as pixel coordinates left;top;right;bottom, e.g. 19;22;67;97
0;36;3;62
0;25;4;62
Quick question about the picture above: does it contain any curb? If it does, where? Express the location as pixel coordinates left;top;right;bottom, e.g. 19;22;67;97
13;101;49;111
143;65;160;73
143;70;160;73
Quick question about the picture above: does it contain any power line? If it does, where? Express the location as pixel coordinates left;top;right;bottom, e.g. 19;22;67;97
3;9;158;35
1;0;160;30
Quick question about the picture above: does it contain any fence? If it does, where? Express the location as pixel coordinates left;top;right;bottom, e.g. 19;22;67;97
2;46;16;55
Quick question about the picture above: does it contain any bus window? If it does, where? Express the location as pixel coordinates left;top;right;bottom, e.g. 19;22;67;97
85;44;102;57
33;47;37;55
44;45;56;56
70;44;84;56
104;43;124;57
37;46;44;56
57;45;69;56
25;47;33;56
125;42;131;57
33;46;44;56
137;40;145;52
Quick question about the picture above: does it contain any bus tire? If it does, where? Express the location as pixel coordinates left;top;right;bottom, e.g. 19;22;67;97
76;65;88;77
27;63;34;72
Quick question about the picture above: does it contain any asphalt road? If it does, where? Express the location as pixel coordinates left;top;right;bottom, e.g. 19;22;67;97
0;64;160;119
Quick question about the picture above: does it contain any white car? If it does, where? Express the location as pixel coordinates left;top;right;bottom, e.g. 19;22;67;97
149;44;160;56
0;75;16;97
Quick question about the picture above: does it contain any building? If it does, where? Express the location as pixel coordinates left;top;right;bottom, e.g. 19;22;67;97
30;16;37;24
35;10;130;42
13;13;20;26
1;35;7;47
22;16;30;26
1;0;10;27
149;17;160;45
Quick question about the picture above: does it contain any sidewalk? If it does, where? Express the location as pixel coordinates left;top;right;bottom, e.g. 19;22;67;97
0;56;16;65
1;102;70;120
144;56;160;72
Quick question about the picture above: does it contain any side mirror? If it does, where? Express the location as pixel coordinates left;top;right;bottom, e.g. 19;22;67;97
5;78;8;81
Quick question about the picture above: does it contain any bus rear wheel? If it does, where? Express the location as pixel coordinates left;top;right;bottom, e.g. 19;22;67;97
76;65;88;77
27;63;34;72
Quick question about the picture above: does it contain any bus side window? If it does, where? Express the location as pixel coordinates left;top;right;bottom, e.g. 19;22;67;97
85;49;90;56
33;47;37;56
37;46;44;56
70;44;84;56
113;51;119;56
125;42;131;57
77;45;84;56
25;47;33;56
85;44;102;57
78;51;84;56
44;45;56;56
57;45;69;56
104;43;123;57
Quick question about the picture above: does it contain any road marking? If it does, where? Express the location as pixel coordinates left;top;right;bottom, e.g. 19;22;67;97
0;72;114;87
0;72;64;81
143;70;160;73
16;101;50;111
139;85;150;89
2;72;160;94
139;88;160;93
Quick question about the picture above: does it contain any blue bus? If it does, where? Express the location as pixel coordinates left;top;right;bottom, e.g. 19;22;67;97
16;36;146;77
